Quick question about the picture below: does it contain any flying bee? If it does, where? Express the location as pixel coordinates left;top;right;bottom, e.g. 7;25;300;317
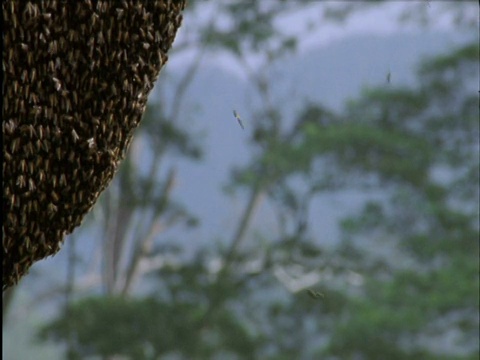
307;289;324;300
233;110;244;130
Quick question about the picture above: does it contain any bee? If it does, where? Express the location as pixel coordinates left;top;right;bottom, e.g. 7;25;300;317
71;129;79;142
116;8;124;19
52;77;62;91
307;289;324;299
16;175;26;188
87;138;96;149
10;138;20;154
233;110;245;130
28;178;36;191
38;169;46;182
47;203;58;217
59;174;67;186
51;191;59;202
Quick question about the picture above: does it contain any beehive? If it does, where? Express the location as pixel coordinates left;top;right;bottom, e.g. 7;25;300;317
2;0;186;290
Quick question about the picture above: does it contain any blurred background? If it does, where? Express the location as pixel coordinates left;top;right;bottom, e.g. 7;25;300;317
3;1;479;359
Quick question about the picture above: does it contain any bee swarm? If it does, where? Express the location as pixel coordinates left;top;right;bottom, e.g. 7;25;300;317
3;0;186;290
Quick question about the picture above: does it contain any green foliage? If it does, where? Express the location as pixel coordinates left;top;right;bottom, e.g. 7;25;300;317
197;1;298;57
38;296;198;359
37;247;269;359
327;40;479;358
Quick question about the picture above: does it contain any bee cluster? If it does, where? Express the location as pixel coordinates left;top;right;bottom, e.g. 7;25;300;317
2;0;186;290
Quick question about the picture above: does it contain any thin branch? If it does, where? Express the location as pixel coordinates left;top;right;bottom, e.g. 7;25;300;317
169;12;217;123
223;184;265;268
121;167;177;296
